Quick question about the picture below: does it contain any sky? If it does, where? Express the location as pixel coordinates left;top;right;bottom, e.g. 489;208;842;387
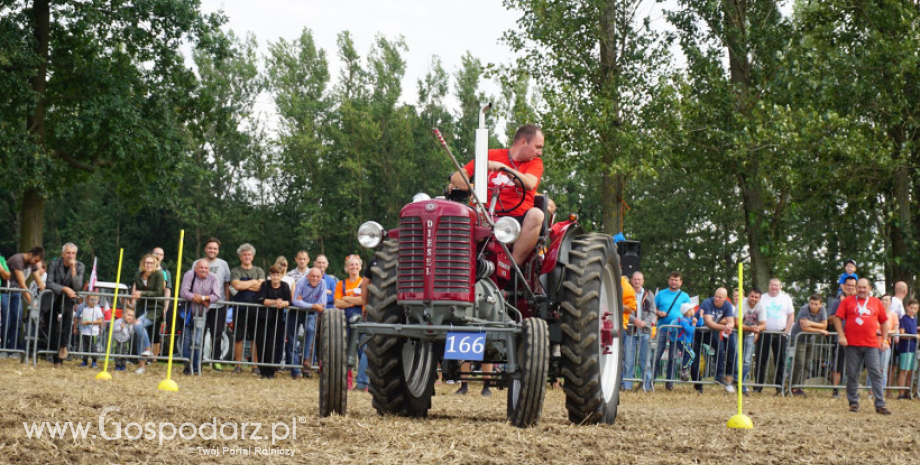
198;0;526;123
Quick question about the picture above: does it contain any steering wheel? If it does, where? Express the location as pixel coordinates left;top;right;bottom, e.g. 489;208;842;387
490;166;527;215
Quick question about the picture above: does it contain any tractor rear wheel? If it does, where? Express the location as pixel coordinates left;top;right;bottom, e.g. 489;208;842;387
366;239;435;417
318;308;347;417
559;233;624;424
507;317;549;428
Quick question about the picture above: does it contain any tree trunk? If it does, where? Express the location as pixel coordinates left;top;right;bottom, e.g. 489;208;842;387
738;170;771;291
598;0;625;235
890;163;913;286
19;189;45;251
601;169;625;234
19;0;50;251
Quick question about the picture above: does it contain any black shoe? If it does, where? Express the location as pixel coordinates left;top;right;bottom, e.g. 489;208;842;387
694;385;703;393
481;387;492;397
304;371;313;379
849;403;859;413
182;366;191;376
876;406;891;415
455;385;469;395
832;389;840;399
792;389;807;398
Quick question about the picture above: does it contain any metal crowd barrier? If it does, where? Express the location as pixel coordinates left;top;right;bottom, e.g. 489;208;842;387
621;324;653;390
12;289;321;377
746;330;789;395
788;332;920;398
0;286;32;361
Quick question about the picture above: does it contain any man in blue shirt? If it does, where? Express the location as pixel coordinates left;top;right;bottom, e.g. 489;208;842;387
651;271;691;391
692;288;737;393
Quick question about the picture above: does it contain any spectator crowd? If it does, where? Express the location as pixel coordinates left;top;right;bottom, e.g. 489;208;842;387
2;242;919;412
621;259;919;415
0;238;374;390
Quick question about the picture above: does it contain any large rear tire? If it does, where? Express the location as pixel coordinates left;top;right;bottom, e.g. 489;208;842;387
319;308;347;417
559;233;624;424
507;318;549;428
366;239;435;417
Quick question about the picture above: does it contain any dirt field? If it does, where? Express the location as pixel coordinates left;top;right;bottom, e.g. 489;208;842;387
1;358;918;465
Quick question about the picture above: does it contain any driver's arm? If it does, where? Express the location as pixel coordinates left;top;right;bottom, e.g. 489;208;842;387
487;161;539;191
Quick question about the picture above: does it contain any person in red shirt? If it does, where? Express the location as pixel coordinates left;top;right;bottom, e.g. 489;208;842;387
450;124;545;266
833;278;890;414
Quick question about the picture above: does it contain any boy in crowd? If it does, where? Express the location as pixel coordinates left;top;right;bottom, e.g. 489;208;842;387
77;295;104;367
837;259;858;297
113;308;136;371
676;302;698;384
896;299;918;399
789;294;829;397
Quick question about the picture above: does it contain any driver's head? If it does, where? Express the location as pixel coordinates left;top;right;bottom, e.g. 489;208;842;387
510;124;544;162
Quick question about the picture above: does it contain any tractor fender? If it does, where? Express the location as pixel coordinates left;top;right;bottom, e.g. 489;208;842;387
541;221;584;300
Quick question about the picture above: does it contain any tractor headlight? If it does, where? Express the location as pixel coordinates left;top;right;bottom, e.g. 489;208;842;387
412;192;431;202
357;221;385;248
494;217;521;244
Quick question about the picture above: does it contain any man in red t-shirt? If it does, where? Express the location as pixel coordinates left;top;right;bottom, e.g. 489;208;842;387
832;278;890;414
450;124;545;266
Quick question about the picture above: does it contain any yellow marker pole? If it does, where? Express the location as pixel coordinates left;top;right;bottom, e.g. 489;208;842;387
96;249;125;381
158;230;185;392
727;262;753;429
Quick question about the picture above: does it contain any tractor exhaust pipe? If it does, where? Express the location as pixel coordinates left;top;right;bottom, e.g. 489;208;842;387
474;103;491;204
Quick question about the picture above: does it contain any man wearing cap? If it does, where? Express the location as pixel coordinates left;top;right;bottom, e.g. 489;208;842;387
837;259;858;297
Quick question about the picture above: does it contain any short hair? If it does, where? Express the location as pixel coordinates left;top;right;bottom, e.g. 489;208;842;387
275;256;288;268
138;254;157;272
345;254;363;267
296;250;309;258
844;276;857;284
809;293;823;302
268;264;284;275
236;243;255;256
62;243;78;254
27;246;45;258
668;271;682;279
512;124;542;144
908;298;919;307
205;237;221;248
748;288;762;296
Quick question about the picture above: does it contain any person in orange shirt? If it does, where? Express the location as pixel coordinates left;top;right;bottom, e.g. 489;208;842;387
335;254;367;391
622;276;636;327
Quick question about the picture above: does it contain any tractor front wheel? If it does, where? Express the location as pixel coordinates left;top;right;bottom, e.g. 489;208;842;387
318;308;347;417
507;317;549;428
366;239;435;417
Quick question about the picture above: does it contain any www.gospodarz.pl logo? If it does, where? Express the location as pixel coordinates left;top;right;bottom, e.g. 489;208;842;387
23;406;301;448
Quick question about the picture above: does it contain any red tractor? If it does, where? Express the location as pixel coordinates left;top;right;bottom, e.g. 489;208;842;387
319;110;624;427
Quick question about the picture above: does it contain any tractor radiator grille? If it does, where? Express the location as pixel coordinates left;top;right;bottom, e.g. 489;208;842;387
398;216;425;294
398;215;472;295
434;216;472;293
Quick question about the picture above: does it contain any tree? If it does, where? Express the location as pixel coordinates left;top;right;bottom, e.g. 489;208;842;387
502;0;670;234
791;0;920;290
0;0;222;251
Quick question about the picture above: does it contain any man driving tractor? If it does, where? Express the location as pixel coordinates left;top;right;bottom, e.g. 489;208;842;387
449;124;546;266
